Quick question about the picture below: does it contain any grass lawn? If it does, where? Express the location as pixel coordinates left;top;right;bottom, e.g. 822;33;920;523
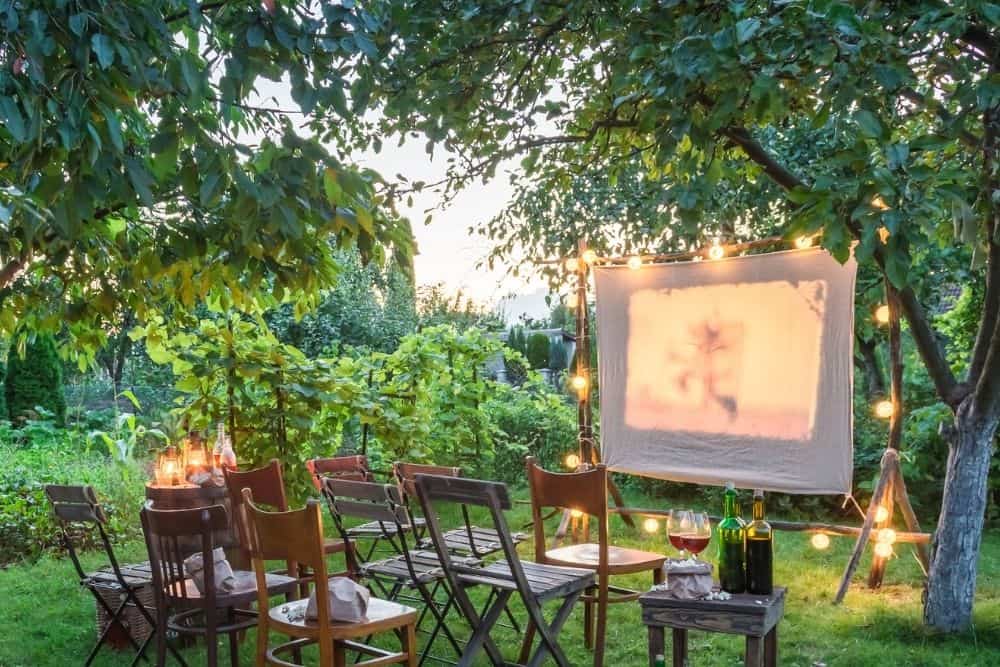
0;488;998;666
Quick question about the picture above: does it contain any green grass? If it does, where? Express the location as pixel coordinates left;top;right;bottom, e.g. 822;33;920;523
0;490;998;666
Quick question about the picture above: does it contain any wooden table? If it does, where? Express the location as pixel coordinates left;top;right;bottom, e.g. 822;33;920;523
639;587;785;667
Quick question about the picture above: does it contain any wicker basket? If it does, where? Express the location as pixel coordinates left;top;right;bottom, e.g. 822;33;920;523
93;578;156;649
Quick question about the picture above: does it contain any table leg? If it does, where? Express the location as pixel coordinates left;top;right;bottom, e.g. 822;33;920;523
745;636;763;667
672;628;688;667
647;626;664;667
764;627;777;667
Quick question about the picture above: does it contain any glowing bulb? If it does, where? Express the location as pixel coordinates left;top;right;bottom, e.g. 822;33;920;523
873;505;890;523
875;400;894;419
795;236;813;249
874;541;893;559
565;257;580;272
565;292;579;309
708;242;725;261
811;533;831;550
570;375;588;392
627;255;643;270
875;304;890;324
570;509;584;518
564;453;581;469
581;249;598;265
642;518;660;534
877;528;897;545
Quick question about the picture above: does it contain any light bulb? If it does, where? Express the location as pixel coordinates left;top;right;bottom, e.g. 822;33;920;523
874;505;890;523
570;509;584;518
874;541;893;559
582;249;598;265
877;528;897;545
565;257;580;272
708;243;725;261
564;453;581;469
627;255;643;270
565;292;579;309
875;304;890;324
875;400;894;419
811;533;831;550
570;375;588;392
642;518;660;534
795;236;813;249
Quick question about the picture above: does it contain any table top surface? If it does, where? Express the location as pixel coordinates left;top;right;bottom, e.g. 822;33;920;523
639;586;786;614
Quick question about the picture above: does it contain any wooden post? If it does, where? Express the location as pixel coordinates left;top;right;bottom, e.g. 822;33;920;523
575;239;594;466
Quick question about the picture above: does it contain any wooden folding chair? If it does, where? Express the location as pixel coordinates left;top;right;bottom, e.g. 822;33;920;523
414;473;594;667
141;502;297;666
525;457;666;667
45;484;175;666
308;455;421;559
241;489;418;667
394;462;527;558
322;478;470;665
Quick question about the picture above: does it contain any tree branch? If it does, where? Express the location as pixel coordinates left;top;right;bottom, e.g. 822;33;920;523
720;126;805;190
960;24;1000;62
164;1;227;25
899;87;980;150
0;257;25;290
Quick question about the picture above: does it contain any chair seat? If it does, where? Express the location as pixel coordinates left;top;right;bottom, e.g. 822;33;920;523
347;516;425;537
171;570;297;608
268;596;417;640
545;543;666;575
361;549;481;585
456;560;594;603
419;525;526;556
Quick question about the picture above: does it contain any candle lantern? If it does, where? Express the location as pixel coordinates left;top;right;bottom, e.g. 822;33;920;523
155;446;182;487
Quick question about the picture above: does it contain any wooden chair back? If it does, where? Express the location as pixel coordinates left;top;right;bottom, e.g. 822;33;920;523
45;484;113;581
392;462;460;500
241;489;326;598
306;455;373;491
140;503;228;610
525;457;609;566
224;459;288;560
322;478;410;575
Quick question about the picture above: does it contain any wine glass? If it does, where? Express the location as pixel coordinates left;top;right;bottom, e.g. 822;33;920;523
667;510;692;559
685;512;712;561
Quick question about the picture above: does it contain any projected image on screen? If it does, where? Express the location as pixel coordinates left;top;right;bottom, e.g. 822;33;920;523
626;280;826;441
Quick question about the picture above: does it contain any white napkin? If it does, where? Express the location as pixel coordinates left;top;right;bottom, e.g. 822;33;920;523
183;547;236;594
306;577;370;623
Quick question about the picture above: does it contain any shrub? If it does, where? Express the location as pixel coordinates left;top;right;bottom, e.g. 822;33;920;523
0;419;146;564
0;360;6;422
525;333;550;369
549;340;568;372
6;334;66;425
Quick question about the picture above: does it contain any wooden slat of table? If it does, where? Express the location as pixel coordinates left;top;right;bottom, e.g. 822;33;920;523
640;587;785;637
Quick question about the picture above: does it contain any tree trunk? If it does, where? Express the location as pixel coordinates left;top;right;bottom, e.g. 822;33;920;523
856;336;885;398
924;400;998;631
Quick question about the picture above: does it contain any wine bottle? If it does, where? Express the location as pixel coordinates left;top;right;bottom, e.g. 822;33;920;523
746;489;773;595
653;654;666;667
717;482;746;593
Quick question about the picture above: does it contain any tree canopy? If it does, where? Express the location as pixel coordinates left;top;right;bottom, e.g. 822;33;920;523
0;0;411;359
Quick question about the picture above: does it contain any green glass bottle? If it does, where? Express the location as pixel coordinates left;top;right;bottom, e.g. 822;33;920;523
653;654;666;667
717;482;745;593
746;489;773;595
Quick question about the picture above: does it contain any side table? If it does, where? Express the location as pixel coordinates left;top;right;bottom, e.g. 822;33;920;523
639;586;786;667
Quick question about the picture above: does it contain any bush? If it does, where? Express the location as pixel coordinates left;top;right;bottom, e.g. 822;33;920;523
525;333;550;369
6;334;66;425
0;419;147;564
0;360;6;422
549;340;568;372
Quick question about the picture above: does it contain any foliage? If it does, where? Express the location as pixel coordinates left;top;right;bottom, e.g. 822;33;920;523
549;339;569;373
416;283;505;331
525;332;550;370
0;349;5;421
5;332;65;424
268;249;416;356
0;0;411;363
0;419;146;564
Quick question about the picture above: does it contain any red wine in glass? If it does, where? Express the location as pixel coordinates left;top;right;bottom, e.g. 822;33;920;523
668;533;687;552
683;534;711;555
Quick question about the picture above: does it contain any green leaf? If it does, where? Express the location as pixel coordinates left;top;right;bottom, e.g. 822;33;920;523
735;18;761;44
0;97;27;142
91;33;115;69
125;158;155;206
854;110;884;139
101;106;124;153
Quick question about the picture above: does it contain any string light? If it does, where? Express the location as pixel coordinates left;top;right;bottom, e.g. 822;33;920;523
565;257;580;272
582;249;598;265
570;509;584;518
642;518;660;534
875;304;890;324
874;541;894;559
873;505;890;523
875;399;894;419
708;241;725;261
570;374;588;392
795;236;814;249
811;533;831;550
877;528;897;545
627;255;643;270
564;453;581;469
565;292;579;309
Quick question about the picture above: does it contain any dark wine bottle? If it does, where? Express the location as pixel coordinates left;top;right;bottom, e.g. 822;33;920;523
717;482;746;593
745;489;773;595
